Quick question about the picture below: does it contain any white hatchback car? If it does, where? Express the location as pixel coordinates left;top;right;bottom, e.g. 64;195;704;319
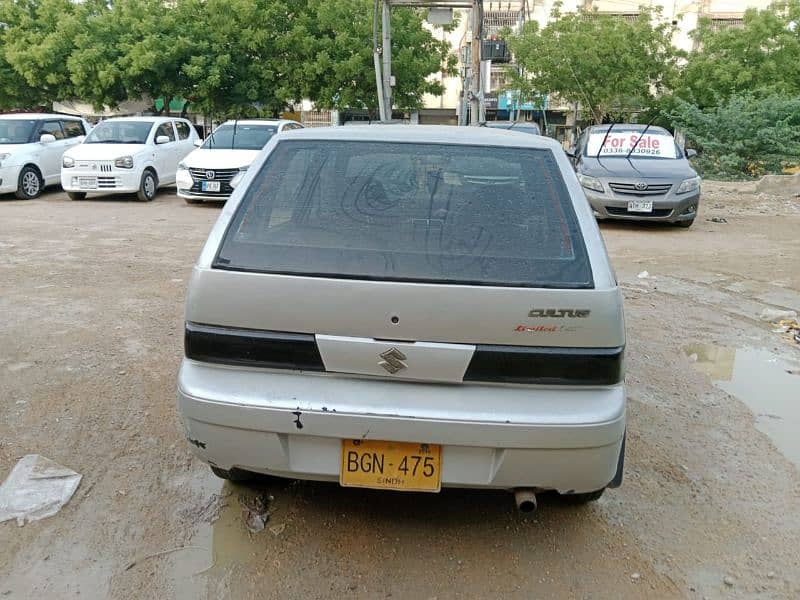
176;119;303;204
178;125;626;511
61;116;198;201
0;113;91;199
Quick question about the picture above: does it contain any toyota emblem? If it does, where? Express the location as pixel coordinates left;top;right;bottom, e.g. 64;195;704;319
634;181;648;191
205;170;216;180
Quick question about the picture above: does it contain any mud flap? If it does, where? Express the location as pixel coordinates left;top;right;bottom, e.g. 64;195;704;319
608;432;625;488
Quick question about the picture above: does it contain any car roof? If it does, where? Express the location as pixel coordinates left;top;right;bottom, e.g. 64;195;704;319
97;116;184;123
277;124;562;150
587;123;670;134
484;121;539;129
0;113;83;121
219;119;297;126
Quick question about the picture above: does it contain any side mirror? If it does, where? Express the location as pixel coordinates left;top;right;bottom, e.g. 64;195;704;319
193;138;203;147
155;135;170;145
685;148;697;159
565;147;576;158
40;133;56;144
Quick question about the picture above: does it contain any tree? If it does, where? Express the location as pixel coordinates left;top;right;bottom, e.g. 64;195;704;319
670;93;800;178
295;0;456;113
680;0;800;108
506;6;678;124
67;0;193;113
0;0;80;109
175;0;303;118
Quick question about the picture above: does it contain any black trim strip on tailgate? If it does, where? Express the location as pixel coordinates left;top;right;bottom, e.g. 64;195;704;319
463;345;624;385
185;323;325;371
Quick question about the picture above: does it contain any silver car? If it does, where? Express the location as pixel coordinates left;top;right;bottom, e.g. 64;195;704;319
568;124;701;228
178;125;626;512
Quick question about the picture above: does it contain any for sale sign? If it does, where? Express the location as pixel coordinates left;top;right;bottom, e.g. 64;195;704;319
586;132;676;158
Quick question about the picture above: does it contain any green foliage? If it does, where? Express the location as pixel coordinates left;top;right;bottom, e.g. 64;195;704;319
296;0;456;112
670;93;800;178
175;0;303;118
0;0;452;116
681;0;800;108
0;0;79;109
506;5;678;124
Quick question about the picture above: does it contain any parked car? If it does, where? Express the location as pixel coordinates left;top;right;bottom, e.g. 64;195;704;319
0;113;91;199
484;120;541;136
61;116;198;201
178;125;626;511
568;124;700;227
176;119;303;204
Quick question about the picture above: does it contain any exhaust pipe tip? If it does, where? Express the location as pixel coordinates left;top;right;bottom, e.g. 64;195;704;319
514;488;538;514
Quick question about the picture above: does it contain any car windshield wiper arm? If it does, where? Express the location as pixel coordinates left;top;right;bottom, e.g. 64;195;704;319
595;123;615;159
626;114;659;160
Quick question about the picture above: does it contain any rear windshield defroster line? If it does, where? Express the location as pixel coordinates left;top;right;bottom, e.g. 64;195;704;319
213;140;594;289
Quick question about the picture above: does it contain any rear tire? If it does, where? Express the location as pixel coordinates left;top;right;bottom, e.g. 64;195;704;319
68;191;87;201
137;169;158;202
559;488;605;505
15;165;43;199
210;465;255;482
675;218;694;228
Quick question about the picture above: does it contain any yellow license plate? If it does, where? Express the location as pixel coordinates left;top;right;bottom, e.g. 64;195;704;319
340;439;441;492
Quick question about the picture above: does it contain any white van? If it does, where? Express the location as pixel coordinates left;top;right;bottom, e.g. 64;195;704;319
178;125;626;512
0;113;91;199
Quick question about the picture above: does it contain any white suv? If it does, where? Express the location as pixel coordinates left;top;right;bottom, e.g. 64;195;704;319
178;126;626;511
61;116;198;201
176;119;303;204
0;113;91;199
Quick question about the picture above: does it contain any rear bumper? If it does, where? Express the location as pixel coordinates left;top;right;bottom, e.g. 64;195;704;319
585;189;700;222
177;359;626;493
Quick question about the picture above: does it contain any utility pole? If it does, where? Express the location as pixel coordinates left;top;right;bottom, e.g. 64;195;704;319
373;0;387;122
469;0;482;125
382;0;393;121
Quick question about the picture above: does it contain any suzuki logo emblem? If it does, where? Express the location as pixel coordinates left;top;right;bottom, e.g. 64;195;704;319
379;348;408;374
205;170;216;180
634;181;648;191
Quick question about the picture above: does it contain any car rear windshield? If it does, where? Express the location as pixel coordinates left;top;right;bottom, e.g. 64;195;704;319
85;121;153;144
203;124;277;150
214;140;593;288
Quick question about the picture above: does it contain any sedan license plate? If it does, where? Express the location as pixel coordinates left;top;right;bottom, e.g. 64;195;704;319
340;439;441;492
627;199;653;213
201;181;221;192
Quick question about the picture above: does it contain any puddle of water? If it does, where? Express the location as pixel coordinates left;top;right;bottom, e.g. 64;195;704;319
685;343;800;467
167;479;285;599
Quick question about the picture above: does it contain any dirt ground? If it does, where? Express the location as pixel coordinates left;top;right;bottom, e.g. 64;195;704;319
1;183;798;599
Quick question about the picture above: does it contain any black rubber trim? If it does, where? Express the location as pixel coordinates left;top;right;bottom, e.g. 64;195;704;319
185;322;324;371
463;345;624;385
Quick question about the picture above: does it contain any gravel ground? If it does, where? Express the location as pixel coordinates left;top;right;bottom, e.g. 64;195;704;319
1;184;798;599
